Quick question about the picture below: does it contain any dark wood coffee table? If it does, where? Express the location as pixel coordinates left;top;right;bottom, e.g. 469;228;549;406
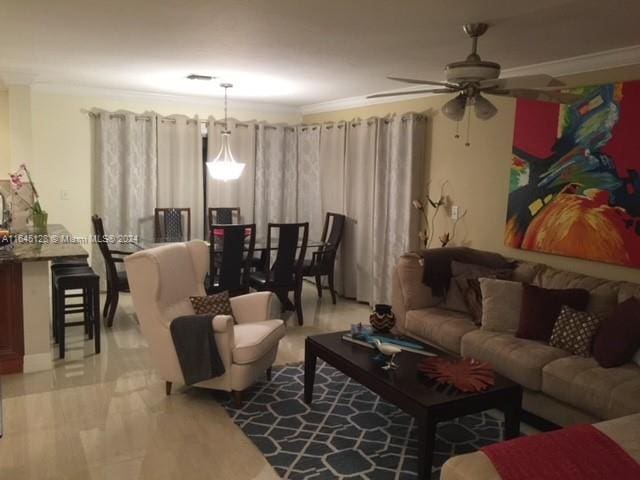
304;331;522;479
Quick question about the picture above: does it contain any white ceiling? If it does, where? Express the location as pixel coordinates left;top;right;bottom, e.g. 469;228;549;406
1;0;640;106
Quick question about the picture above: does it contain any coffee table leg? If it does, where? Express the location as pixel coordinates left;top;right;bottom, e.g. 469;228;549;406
417;414;436;480
503;388;523;440
304;340;317;405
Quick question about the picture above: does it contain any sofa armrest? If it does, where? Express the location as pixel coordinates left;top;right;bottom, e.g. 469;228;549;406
229;292;273;324
212;315;235;368
391;253;442;333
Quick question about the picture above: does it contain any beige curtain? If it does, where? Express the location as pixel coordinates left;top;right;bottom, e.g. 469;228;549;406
341;118;379;302
296;125;323;240
157;115;204;239
371;113;427;304
254;124;298;235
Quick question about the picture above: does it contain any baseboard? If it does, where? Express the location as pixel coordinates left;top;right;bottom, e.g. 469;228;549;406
23;352;53;373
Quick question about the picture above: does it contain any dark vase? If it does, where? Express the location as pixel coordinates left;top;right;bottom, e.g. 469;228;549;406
369;304;396;333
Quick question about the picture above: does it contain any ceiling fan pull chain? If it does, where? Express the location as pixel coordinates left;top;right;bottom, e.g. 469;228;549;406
454;121;460;139
465;108;471;147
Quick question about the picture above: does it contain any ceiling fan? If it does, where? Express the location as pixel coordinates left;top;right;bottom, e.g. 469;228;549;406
367;23;581;121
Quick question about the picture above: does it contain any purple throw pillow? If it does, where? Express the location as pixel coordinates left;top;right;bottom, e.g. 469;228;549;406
516;284;590;342
593;298;640;368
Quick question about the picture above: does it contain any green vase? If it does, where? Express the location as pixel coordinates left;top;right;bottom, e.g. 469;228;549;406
32;211;48;230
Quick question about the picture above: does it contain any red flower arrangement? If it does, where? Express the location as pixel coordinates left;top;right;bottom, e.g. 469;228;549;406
417;357;495;393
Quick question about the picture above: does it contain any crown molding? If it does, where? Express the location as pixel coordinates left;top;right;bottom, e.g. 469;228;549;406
301;44;640;115
31;82;301;114
0;71;39;87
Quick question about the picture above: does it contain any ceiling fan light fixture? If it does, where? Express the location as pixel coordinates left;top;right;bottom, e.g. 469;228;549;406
474;94;498;120
442;94;467;122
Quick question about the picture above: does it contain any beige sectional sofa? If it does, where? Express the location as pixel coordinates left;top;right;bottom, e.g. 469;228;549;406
391;252;640;427
440;413;640;480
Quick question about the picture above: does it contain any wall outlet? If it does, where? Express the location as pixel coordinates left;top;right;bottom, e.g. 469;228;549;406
60;189;69;200
451;205;459;220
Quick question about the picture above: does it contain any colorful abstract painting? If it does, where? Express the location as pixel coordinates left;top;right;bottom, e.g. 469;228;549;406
505;80;640;268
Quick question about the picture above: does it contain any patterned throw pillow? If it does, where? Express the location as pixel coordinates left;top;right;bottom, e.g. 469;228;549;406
550;305;602;357
463;278;484;325
190;291;233;317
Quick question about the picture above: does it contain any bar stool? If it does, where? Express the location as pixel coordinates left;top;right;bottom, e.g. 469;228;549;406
51;259;90;343
52;266;100;359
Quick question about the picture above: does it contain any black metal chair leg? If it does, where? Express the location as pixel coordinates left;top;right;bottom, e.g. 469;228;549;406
57;288;65;359
314;274;322;298
294;284;303;326
106;290;119;327
328;271;337;305
92;284;101;354
102;290;112;318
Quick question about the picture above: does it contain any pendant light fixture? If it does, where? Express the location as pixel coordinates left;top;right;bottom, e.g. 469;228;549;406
206;83;245;181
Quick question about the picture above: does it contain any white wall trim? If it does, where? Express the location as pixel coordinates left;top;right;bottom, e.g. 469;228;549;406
23;352;53;373
31;83;301;114
301;44;640;115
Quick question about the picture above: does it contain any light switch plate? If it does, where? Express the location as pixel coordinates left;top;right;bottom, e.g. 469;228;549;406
451;205;459;220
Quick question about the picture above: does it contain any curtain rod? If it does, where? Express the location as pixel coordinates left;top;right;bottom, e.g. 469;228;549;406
349;113;426;127
86;111;281;129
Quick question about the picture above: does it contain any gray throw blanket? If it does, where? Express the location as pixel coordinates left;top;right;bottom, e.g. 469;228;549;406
422;247;515;297
170;314;225;385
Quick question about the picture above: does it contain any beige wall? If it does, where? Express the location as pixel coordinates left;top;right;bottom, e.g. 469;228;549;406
303;66;640;283
0;90;10;175
12;89;301;243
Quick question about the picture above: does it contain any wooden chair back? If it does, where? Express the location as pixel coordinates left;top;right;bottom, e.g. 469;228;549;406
209;224;256;293
208;207;241;227
154;208;191;242
265;222;309;286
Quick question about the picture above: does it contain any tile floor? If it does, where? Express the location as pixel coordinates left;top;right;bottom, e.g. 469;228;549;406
0;284;369;479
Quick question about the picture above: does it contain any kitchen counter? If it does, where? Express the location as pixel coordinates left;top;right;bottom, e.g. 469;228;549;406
0;224;88;264
0;224;90;374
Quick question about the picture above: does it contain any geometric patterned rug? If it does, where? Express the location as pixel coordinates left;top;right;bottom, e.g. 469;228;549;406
224;362;505;479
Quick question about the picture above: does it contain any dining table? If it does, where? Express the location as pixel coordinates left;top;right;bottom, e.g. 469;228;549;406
123;235;325;253
117;232;325;312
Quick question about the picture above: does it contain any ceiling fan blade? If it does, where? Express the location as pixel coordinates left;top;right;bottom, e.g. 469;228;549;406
388;76;458;88
487;89;582;104
366;88;456;99
479;74;565;90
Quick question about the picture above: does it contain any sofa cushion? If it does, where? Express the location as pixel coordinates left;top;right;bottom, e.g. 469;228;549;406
479;278;522;334
232;319;285;365
593;297;640;368
462;278;483;324
549;305;602;357
190;291;233;317
617;281;640;303
405;307;476;354
445;261;513;313
461;330;570;391
542;356;640;419
533;266;621;316
396;254;442;310
516;284;589;342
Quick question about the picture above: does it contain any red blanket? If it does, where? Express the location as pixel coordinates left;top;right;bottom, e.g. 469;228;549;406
481;424;640;480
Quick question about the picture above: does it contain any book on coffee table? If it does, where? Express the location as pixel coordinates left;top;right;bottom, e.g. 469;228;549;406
341;332;438;357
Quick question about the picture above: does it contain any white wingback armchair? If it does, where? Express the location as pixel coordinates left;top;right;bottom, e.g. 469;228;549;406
124;240;285;404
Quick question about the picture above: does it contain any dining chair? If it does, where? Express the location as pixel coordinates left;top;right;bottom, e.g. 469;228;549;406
154;208;191;242
91;214;131;327
248;222;309;325
209;224;256;297
302;212;346;304
208;207;241;226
